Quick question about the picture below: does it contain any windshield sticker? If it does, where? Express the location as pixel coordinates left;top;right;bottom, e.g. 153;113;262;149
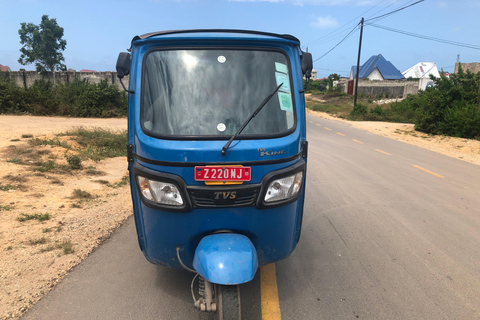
217;123;226;132
275;62;288;74
217;56;226;64
275;72;291;93
278;92;293;112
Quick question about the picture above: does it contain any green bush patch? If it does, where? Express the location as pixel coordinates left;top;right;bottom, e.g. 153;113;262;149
17;213;50;222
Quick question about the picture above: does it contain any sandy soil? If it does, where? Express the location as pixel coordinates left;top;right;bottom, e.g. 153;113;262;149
0;114;478;319
0;116;129;319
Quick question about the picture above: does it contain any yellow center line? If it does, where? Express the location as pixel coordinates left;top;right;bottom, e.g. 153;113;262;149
324;127;332;131
352;139;364;144
412;165;445;178
315;123;321;126
375;149;391;156
309;120;313;123
261;264;282;320
336;132;345;136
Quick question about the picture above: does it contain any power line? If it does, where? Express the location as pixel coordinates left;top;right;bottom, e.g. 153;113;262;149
366;0;424;23
365;0;407;20
313;23;360;62
314;67;350;74
307;0;387;47
366;23;480;50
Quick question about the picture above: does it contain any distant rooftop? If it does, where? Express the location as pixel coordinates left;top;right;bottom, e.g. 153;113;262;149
0;64;12;72
351;54;404;80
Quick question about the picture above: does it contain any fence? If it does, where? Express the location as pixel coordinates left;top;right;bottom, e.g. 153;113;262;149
338;79;419;99
6;71;128;91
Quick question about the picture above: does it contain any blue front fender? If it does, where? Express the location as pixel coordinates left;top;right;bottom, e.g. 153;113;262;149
193;234;258;285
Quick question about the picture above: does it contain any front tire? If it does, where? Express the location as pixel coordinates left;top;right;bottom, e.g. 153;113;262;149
214;284;241;320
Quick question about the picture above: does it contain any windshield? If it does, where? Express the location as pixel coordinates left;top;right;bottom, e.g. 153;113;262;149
142;49;295;137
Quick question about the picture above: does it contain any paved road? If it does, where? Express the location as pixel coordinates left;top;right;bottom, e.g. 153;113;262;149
22;114;480;319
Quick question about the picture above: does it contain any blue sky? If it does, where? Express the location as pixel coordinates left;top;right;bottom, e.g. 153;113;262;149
1;0;479;78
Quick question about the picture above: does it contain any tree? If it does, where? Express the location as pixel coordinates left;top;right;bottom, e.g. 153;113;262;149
18;15;67;72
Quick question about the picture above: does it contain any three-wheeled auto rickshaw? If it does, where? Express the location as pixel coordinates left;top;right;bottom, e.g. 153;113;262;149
116;29;312;319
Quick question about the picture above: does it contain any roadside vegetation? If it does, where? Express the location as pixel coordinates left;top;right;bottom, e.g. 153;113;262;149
305;67;480;140
0;72;127;117
3;128;128;196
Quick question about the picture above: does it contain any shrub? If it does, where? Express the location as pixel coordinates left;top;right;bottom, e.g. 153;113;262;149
0;72;27;114
350;103;368;116
370;105;384;116
66;155;82;169
0;75;127;117
412;66;480;138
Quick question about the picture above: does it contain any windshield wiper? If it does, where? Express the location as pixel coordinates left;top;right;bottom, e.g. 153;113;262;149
221;83;283;156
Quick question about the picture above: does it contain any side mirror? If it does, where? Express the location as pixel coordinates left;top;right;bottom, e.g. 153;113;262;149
116;52;134;94
301;52;313;78
116;52;131;79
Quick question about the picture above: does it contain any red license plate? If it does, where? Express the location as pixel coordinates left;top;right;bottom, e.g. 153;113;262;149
195;166;251;182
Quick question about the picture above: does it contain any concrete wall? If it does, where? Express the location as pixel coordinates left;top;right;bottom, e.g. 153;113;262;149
455;62;480;74
338;79;419;98
6;71;129;91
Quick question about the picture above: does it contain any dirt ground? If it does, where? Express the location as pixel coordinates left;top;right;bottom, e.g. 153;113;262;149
0;114;478;319
0;116;129;319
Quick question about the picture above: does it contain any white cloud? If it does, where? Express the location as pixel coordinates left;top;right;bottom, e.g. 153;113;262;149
311;16;339;29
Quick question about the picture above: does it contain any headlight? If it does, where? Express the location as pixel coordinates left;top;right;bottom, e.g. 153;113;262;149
264;172;303;203
137;176;184;206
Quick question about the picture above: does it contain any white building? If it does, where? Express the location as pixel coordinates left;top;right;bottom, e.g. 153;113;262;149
402;62;440;90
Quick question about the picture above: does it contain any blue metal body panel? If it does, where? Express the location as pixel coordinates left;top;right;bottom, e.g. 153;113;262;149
126;30;307;270
193;234;258;285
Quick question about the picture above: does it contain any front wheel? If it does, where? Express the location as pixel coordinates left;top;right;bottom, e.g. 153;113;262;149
214;284;241;320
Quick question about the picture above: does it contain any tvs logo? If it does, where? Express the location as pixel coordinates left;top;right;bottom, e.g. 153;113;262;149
213;191;237;200
257;148;286;157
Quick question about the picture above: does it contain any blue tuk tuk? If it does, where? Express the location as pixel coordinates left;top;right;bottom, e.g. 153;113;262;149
116;29;312;319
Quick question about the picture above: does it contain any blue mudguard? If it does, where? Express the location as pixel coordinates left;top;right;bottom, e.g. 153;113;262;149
193;234;258;285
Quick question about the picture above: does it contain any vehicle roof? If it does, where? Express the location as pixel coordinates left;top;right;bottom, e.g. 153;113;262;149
130;29;300;47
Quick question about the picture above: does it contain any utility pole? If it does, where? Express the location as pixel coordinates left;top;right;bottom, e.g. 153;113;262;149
354;18;364;108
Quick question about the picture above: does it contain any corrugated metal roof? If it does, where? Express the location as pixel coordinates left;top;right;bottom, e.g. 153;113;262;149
351;54;404;80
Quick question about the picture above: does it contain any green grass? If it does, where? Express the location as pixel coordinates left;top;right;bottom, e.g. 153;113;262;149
0;205;14;211
71;189;94;199
306;94;416;124
17;213;50;222
34;160;56;172
57;240;74;255
29;137;70;148
59;128;127;161
7;158;22;164
85;166;106;176
108;175;129;188
0;184;15;191
39;245;56;253
29;237;47;245
94;179;109;185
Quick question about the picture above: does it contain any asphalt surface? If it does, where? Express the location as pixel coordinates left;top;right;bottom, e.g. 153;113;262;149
22;114;480;319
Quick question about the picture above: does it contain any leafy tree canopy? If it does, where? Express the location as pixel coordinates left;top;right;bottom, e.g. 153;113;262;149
18;15;67;72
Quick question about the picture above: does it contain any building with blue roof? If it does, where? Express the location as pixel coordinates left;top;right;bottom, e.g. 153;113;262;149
350;54;404;80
